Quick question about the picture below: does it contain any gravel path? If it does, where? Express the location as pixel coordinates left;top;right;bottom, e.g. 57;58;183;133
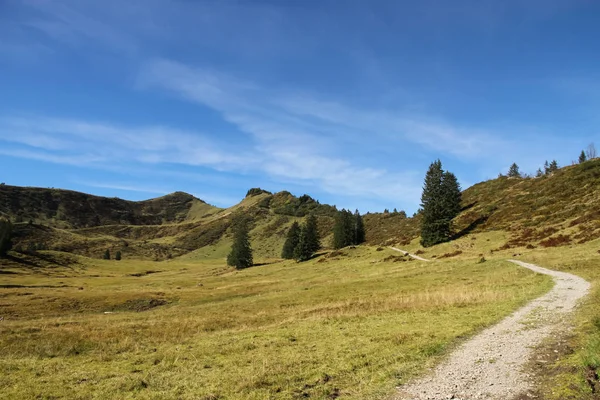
390;247;431;262
395;260;590;400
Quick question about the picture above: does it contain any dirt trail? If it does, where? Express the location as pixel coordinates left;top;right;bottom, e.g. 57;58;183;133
395;260;590;400
390;247;430;262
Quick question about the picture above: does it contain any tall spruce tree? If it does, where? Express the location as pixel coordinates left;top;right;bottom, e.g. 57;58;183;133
441;172;462;220
354;209;365;245
0;217;13;257
294;225;312;261
281;221;301;259
333;209;354;249
420;160;461;247
304;214;320;254
548;160;559;174
227;216;253;269
579;150;587;164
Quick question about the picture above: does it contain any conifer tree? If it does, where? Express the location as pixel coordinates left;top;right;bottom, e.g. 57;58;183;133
227;216;253;269
293;225;312;262
543;160;550;175
536;168;543;177
304;214;320;254
547;160;559;174
354;209;365;245
115;251;122;261
579;150;587;164
333;209;354;249
0;217;12;257
507;163;521;178
281;221;301;259
420;160;447;247
103;249;111;260
441;172;462;220
420;160;461;247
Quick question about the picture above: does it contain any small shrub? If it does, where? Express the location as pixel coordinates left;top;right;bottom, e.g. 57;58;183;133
438;250;463;259
478;257;486;263
539;234;571;248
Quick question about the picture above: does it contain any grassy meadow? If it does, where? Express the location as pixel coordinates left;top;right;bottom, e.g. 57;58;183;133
0;245;552;400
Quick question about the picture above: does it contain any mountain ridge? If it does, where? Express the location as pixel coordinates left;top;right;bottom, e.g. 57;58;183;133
2;158;600;261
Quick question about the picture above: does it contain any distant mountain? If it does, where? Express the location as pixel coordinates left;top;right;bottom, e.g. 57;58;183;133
0;185;217;228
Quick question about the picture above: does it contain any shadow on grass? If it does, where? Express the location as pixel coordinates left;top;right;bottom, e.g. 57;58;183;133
461;202;477;212
452;215;490;240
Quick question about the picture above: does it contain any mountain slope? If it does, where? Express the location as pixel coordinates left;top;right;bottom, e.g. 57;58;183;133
2;158;599;261
0;185;218;228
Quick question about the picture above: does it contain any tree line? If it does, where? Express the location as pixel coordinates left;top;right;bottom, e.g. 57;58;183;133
227;209;366;268
507;143;596;179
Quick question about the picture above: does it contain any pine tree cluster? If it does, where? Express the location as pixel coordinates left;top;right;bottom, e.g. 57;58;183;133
281;214;321;262
420;160;462;248
332;209;365;249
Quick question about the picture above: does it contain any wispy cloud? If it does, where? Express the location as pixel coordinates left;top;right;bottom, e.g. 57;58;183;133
72;181;170;196
0;116;254;170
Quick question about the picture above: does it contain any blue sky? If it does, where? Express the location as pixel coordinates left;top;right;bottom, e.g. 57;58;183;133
0;0;598;213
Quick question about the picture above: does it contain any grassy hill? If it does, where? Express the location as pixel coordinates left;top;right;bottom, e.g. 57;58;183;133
1;160;600;399
4;158;598;262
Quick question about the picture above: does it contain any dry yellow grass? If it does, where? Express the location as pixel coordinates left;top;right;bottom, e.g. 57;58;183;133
0;246;552;399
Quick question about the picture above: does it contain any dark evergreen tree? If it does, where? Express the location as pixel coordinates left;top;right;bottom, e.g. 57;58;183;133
227;216;253;269
333;209;354;249
281;221;301;259
420;160;461;247
543;160;550;175
0;217;12;257
103;249;111;260
304;214;320;254
354;209;365;245
579;150;587;164
547;160;559;174
293;225;312;262
420;160;446;247
507;163;521;178
536;168;543;177
115;251;122;261
440;172;462;220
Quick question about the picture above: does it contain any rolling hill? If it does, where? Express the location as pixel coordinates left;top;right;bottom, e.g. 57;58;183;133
2;158;600;261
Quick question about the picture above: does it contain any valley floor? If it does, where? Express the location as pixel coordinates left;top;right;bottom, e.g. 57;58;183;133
0;235;598;399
